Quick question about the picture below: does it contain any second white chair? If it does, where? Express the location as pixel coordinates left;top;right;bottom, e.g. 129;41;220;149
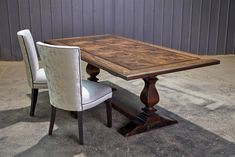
36;42;112;145
17;30;47;117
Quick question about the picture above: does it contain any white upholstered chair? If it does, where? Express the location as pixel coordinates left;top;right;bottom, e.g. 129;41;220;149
36;42;112;144
17;30;47;117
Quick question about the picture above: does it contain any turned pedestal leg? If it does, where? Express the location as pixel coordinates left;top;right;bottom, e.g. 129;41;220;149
118;76;177;136
86;63;117;92
86;63;100;82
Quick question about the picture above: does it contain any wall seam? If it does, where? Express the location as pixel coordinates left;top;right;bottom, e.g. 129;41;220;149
50;0;54;38
82;0;84;36
170;0;174;47
102;0;105;34
92;0;95;34
123;0;125;36
61;0;63;37
6;0;13;58
39;0;43;40
215;0;221;55
206;0;212;55
224;0;230;54
188;0;193;52
180;0;184;50
152;0;155;43
197;0;202;54
17;0;21;59
133;0;136;39
71;0;74;36
161;0;164;45
142;0;145;41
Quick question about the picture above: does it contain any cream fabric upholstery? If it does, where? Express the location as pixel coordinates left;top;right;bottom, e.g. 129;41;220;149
17;30;47;89
36;42;112;112
82;80;112;110
33;68;48;89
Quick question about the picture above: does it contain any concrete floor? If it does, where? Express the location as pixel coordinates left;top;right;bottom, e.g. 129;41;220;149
0;55;235;157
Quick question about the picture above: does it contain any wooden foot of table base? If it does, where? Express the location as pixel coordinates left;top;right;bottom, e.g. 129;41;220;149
118;113;177;137
118;76;177;137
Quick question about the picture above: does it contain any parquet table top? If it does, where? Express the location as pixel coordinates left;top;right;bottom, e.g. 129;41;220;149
47;35;220;80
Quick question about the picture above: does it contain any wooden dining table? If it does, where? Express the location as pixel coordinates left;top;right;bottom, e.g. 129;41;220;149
46;35;220;137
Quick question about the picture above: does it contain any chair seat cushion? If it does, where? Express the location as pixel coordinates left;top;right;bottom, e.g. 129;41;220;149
34;68;47;84
82;80;112;110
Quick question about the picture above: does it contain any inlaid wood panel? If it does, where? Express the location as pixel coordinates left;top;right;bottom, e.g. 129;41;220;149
47;35;220;80
52;36;198;70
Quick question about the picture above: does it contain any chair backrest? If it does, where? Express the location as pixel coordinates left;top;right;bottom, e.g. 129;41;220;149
36;42;83;111
17;29;39;88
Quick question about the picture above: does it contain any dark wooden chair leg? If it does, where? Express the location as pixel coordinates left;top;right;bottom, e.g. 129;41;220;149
77;111;84;145
49;105;56;135
30;88;38;117
105;99;112;128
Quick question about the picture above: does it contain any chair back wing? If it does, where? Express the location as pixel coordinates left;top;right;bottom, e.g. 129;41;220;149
17;30;39;88
36;42;83;111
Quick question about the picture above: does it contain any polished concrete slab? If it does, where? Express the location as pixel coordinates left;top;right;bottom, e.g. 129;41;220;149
0;55;235;157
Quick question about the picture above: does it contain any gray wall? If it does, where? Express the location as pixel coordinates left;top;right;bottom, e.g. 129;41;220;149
0;0;234;60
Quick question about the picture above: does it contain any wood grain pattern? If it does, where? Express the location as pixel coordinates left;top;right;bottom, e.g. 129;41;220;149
47;35;220;80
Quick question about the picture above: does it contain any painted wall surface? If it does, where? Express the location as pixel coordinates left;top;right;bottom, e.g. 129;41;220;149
0;0;234;60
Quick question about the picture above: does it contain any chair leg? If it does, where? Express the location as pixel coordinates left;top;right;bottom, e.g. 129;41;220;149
77;111;84;145
105;99;112;128
30;88;38;117
49;105;56;135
